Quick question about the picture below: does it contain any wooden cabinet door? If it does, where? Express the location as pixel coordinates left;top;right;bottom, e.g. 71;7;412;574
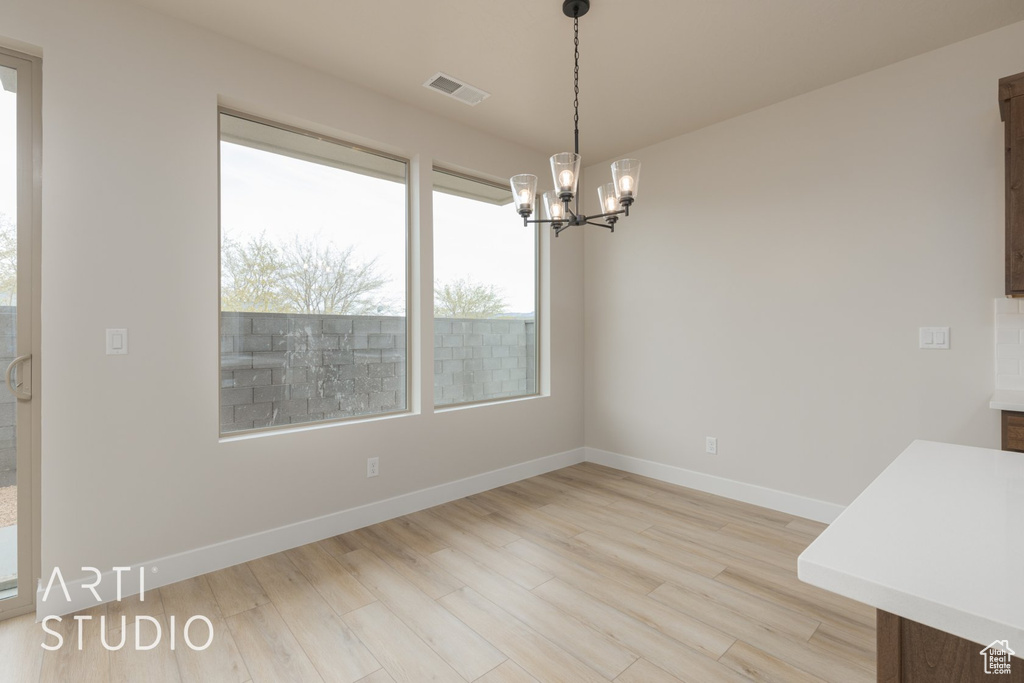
1008;96;1024;294
878;610;1024;682
1001;72;1024;295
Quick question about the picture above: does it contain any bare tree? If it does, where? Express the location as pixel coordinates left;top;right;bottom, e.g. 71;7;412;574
221;232;286;312
434;278;507;318
279;237;390;315
0;214;15;307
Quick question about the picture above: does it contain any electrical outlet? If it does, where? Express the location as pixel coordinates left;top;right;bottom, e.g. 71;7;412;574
367;457;379;478
705;437;718;455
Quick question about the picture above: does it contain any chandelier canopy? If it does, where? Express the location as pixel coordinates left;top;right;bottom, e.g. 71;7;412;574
510;0;641;237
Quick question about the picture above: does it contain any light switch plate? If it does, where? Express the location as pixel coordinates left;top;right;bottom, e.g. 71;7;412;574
106;328;128;355
919;327;949;350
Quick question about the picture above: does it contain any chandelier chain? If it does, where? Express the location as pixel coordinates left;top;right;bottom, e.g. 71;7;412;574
573;13;580;156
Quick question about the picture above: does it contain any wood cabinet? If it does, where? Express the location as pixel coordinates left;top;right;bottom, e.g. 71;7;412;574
1001;410;1024;452
1002;71;1024;295
878;610;1024;682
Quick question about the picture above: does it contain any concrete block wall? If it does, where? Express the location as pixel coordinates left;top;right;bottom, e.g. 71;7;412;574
0;306;15;487
221;312;535;433
434;318;536;406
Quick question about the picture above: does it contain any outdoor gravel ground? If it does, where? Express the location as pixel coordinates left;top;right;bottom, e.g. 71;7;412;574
0;486;15;528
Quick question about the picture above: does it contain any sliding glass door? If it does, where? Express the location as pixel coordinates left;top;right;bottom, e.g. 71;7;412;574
0;46;40;621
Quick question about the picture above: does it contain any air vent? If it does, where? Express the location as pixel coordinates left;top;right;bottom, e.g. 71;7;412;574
423;72;490;106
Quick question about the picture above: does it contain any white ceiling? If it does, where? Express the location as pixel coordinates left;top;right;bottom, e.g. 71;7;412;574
130;0;1024;163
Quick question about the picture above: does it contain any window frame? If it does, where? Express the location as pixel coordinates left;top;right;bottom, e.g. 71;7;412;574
431;165;541;410
217;107;413;438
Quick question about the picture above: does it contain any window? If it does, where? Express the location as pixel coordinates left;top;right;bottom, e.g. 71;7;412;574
432;169;538;406
219;111;408;434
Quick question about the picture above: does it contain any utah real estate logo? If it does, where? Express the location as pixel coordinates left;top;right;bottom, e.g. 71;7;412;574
980;640;1014;675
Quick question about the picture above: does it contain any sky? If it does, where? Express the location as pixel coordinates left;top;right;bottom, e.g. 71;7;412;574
220;141;536;315
1;85;537;316
433;185;536;315
0;67;16;223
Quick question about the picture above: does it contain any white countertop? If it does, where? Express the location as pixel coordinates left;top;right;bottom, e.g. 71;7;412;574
798;440;1024;647
990;390;1024;411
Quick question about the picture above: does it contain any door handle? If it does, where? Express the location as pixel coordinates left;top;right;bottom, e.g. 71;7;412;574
5;354;31;401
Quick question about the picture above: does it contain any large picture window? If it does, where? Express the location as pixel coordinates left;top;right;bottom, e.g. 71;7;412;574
432;169;538;406
219;111;408;434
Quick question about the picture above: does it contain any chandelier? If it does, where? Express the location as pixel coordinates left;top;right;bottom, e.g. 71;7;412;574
510;0;641;237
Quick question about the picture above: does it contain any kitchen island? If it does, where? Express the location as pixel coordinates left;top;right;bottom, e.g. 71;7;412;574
798;440;1024;682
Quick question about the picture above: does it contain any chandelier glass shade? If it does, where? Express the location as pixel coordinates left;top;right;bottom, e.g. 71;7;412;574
510;0;641;236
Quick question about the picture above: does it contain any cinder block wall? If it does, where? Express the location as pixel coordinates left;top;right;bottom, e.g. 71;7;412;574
221;312;535;433
0;307;14;487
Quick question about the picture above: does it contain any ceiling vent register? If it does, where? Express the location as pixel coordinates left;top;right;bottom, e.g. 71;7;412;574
423;72;490;106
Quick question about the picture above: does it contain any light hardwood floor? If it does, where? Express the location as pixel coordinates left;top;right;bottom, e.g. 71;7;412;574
0;463;874;682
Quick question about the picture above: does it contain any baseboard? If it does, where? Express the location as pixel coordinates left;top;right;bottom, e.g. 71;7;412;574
37;446;586;620
584;447;845;524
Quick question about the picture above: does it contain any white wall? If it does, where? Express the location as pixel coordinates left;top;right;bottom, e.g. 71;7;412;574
6;0;1018;590
584;21;1024;506
0;0;584;580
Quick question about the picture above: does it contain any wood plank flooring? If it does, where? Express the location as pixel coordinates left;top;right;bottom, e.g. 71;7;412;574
0;463;874;682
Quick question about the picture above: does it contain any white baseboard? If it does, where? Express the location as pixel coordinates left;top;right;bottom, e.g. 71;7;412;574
584;447;844;524
37;447;586;620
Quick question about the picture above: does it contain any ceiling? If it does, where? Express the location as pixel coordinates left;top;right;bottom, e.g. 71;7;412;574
130;0;1024;163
